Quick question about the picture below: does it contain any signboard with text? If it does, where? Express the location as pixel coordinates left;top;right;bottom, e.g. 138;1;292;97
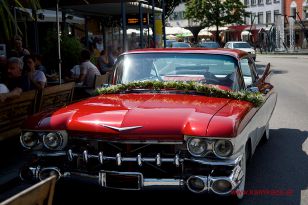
127;15;148;26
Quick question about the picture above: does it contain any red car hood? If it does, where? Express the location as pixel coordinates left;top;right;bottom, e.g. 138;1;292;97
24;93;253;140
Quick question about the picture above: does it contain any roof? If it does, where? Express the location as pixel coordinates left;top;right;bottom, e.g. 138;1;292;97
125;48;248;59
41;1;162;16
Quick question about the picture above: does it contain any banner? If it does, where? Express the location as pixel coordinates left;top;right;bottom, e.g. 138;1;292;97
154;12;163;48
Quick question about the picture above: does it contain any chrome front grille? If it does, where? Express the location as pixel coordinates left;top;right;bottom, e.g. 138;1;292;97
67;149;182;167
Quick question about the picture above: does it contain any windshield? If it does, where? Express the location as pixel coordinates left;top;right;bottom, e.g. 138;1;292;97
114;53;239;90
233;42;251;49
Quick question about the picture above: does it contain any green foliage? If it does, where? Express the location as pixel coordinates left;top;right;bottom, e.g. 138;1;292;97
42;30;83;74
185;0;247;40
154;0;183;19
96;81;264;107
0;0;40;40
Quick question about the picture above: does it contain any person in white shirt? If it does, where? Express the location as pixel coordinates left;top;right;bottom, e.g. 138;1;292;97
23;55;47;90
0;83;9;94
78;49;101;87
0;83;22;102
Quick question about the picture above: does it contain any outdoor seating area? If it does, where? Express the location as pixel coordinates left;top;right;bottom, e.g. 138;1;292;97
0;82;75;142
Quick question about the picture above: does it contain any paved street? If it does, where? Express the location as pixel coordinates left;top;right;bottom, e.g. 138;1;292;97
1;55;308;205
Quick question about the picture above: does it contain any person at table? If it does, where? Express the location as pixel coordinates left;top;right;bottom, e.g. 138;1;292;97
0;83;22;102
9;35;30;58
23;55;47;90
6;57;28;91
78;49;101;87
97;49;113;75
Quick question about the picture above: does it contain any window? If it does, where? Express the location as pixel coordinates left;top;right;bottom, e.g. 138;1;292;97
252;13;257;24
274;0;280;3
304;6;308;19
251;0;256;6
290;7;297;18
240;58;257;88
266;0;272;4
274;10;280;22
266;11;272;24
258;0;264;5
258;12;264;24
244;0;250;6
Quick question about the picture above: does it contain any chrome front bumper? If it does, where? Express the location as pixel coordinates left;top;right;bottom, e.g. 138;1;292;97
22;150;244;195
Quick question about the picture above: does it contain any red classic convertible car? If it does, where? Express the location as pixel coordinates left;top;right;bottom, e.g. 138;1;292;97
19;48;277;199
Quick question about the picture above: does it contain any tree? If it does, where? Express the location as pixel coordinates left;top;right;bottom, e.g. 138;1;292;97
154;0;183;20
185;0;247;42
0;0;40;40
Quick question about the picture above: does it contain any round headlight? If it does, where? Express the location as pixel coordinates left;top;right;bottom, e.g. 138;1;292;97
43;132;66;150
20;132;38;149
187;138;208;157
213;140;233;158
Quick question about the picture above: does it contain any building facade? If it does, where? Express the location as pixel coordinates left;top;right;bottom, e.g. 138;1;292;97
244;0;283;28
284;0;308;48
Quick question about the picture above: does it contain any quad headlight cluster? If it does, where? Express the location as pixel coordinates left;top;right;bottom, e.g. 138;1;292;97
186;136;233;158
20;131;68;150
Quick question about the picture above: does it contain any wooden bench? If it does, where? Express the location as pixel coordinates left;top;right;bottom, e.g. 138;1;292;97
0;90;37;142
37;82;75;112
0;176;56;205
0;82;75;141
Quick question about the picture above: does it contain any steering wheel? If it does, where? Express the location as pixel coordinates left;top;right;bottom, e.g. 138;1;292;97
202;72;220;84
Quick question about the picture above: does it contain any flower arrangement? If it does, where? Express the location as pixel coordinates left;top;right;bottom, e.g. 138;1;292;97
96;81;264;107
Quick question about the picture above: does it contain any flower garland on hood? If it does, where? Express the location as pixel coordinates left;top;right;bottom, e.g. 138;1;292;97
96;81;264;107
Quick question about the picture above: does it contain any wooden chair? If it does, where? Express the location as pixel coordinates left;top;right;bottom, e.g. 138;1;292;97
94;74;109;89
0;90;37;142
0;176;56;205
37;82;75;112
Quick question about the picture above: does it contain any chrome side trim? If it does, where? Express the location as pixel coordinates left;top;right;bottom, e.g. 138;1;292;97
143;179;184;187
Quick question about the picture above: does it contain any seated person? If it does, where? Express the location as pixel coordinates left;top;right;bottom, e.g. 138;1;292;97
6;57;28;91
0;83;22;102
78;49;101;87
23;55;47;90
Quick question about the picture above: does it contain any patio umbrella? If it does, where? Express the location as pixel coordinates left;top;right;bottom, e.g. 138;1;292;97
166;34;176;40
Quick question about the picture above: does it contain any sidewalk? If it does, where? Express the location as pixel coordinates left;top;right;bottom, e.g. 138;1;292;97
257;48;308;55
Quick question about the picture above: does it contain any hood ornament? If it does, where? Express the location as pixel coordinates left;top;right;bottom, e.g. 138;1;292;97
101;124;143;132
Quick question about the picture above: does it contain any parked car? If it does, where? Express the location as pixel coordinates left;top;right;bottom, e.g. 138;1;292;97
224;41;256;61
166;40;176;48
198;41;220;48
19;48;276;200
171;42;191;48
